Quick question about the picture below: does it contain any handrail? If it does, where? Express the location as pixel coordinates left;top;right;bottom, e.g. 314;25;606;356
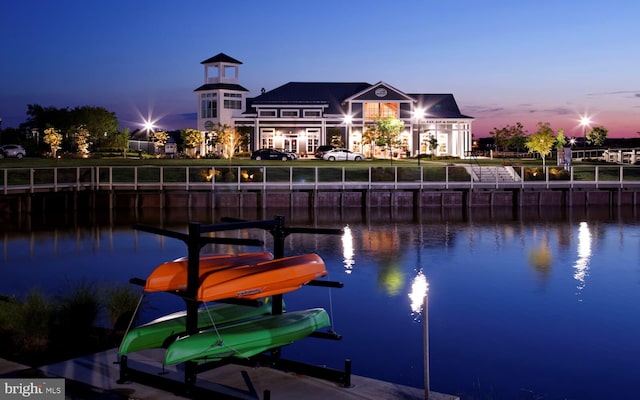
1;165;640;193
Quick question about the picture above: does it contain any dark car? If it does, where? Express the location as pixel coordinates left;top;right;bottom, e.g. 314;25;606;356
0;144;26;159
250;148;293;161
314;145;336;159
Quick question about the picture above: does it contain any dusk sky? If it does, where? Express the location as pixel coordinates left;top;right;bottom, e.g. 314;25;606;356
2;0;639;138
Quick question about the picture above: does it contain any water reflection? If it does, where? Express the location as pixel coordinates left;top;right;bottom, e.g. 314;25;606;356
528;235;552;280
341;225;354;274
574;221;592;298
409;270;428;320
0;206;639;399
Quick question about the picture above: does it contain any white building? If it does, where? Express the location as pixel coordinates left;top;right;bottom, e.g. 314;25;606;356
195;53;474;158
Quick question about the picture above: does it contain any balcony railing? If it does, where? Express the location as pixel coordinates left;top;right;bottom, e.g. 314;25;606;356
2;165;640;194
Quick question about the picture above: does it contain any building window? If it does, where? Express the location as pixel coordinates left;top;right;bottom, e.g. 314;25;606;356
364;102;399;120
281;110;299;118
224;100;242;109
306;129;320;153
260;129;275;148
200;93;217;118
304;110;322;117
259;110;277;117
222;93;242;109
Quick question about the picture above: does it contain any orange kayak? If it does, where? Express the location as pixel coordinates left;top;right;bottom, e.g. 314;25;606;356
144;252;274;292
196;253;327;302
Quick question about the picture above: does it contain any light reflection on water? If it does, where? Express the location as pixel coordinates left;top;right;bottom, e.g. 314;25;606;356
0;206;639;399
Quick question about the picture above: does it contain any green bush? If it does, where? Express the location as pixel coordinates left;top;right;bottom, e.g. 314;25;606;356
51;279;100;344
13;290;54;353
101;283;143;332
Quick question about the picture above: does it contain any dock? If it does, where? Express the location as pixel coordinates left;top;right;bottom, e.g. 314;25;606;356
1;349;458;399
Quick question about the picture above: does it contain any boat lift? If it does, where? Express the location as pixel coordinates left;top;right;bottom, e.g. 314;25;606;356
118;215;350;399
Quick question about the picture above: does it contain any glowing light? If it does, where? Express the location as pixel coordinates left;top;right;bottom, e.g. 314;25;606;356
409;270;429;315
343;114;353;125
342;225;354;274
413;107;425;119
579;115;592;128
573;221;592;297
143;120;155;132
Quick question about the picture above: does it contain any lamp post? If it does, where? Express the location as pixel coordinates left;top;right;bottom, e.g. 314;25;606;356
580;115;591;150
343;114;352;150
413;108;425;166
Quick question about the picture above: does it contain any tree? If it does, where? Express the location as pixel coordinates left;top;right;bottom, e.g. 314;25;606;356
586;126;608;147
74;125;91;156
113;129;130;157
525;122;556;168
374;117;405;159
151;130;170;154
328;128;343;147
361;126;377;158
427;135;438;157
488;122;527;152
555;128;567;149
23;104;118;152
180;128;203;157
43;128;63;158
214;123;246;160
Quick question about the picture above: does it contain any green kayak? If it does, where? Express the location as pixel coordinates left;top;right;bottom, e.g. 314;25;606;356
118;301;273;356
164;308;330;365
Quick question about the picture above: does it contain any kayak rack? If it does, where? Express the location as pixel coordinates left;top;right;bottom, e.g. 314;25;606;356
118;215;349;399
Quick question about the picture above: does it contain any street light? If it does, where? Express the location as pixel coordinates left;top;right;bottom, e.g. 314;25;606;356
343;114;352;149
579;115;592;149
413;108;425;166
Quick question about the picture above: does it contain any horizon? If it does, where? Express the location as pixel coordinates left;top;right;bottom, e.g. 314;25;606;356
1;1;639;138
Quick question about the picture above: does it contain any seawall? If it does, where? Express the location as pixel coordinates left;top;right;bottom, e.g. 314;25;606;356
2;187;639;214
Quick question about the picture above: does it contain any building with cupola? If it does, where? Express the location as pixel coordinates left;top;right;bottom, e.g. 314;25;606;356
195;53;474;158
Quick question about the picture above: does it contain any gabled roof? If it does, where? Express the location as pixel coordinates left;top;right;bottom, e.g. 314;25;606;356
200;53;243;65
347;81;415;102
409;94;474;119
247;82;371;114
243;82;473;119
194;83;249;92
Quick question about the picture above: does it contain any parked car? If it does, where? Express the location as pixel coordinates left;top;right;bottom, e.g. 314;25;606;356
314;145;336;159
250;148;293;161
322;148;366;161
275;148;298;159
0;144;26;159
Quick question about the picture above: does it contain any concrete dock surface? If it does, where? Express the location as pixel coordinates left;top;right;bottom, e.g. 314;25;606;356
1;349;458;400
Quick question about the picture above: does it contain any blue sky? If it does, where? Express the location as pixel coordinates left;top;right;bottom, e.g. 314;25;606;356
1;0;639;137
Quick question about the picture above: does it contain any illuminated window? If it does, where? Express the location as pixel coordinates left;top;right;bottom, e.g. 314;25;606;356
364;102;398;120
281;110;299;117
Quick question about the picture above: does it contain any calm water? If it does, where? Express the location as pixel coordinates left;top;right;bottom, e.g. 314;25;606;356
1;206;639;399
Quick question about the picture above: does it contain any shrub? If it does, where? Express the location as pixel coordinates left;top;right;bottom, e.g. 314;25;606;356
13;290;54;353
51;279;100;344
101;284;143;332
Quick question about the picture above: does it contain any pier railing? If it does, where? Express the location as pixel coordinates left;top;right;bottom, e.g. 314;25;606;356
2;165;640;194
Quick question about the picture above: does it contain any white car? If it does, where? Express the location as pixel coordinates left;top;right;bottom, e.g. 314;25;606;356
0;144;26;159
322;148;366;161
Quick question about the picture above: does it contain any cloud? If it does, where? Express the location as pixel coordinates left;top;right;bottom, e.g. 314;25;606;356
587;90;640;97
541;107;573;115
